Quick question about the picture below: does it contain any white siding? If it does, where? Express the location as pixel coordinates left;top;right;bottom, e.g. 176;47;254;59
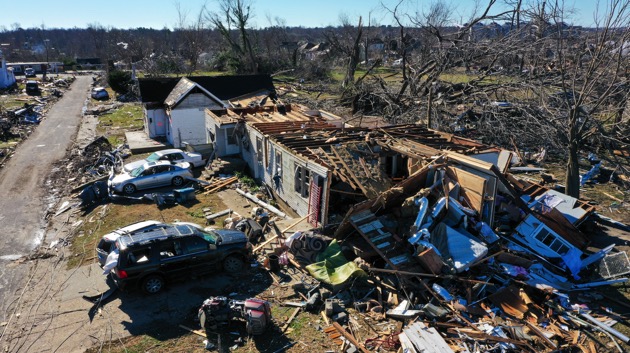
166;94;223;147
263;142;329;222
170;108;207;148
144;108;167;138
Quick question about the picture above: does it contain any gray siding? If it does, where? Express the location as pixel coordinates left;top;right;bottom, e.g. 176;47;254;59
176;93;222;110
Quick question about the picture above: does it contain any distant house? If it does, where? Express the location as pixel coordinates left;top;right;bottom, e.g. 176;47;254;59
137;74;276;148
0;56;16;89
6;62;63;75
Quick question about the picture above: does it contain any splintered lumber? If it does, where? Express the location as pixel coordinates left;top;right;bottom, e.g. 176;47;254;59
253;212;312;253
524;321;558;349
253;235;279;253
202;176;237;194
235;188;286;218
332;322;370;353
179;324;207;338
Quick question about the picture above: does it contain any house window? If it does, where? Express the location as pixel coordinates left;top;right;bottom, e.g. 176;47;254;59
275;150;283;176
294;164;310;198
256;137;263;163
533;227;570;256
226;127;237;145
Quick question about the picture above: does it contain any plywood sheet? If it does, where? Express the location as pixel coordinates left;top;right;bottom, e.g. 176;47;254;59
446;167;486;212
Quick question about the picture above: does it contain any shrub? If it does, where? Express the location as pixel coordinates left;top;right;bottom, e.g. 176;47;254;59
107;70;132;95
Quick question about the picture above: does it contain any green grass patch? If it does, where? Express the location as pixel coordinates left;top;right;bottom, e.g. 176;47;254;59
67;193;227;269
98;103;144;130
96;103;144;145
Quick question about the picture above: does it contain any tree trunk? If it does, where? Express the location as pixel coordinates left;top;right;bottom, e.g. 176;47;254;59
565;141;580;198
342;17;363;89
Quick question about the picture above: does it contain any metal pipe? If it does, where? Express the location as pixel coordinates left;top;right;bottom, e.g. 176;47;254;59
580;312;630;344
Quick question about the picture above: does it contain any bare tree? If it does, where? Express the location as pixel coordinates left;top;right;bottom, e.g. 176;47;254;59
525;0;630;197
206;0;258;73
325;14;364;89
175;2;210;74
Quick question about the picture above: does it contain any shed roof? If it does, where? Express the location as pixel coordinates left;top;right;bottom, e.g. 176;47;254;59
138;74;275;103
164;77;225;108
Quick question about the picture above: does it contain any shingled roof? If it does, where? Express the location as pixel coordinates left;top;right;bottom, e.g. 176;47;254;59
138;74;275;104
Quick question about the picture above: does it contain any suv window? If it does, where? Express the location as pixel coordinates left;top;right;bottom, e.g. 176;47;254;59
159;240;183;258
184;236;209;253
127;248;152;267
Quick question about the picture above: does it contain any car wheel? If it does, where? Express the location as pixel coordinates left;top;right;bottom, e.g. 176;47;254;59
223;256;245;273
142;275;165;294
122;183;136;194
172;176;184;187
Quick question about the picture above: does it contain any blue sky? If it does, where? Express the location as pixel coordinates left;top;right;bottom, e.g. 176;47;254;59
0;0;601;30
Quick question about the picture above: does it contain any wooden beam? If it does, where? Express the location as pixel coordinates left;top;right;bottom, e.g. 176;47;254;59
179;324;207;338
281;307;301;332
332;322;370;353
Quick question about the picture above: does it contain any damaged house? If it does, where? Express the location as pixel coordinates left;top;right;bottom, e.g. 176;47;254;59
0;54;16;89
137;74;275;148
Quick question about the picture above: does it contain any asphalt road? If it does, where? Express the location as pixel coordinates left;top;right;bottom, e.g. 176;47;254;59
0;76;92;314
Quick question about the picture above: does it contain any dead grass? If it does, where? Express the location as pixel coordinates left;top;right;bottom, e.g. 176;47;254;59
96;103;144;146
67;192;227;269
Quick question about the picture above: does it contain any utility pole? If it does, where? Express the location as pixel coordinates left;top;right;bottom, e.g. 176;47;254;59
43;39;50;80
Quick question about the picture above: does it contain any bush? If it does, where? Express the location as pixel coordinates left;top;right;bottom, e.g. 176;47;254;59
107;70;133;95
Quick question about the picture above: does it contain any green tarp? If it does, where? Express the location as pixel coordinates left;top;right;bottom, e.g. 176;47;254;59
305;240;366;286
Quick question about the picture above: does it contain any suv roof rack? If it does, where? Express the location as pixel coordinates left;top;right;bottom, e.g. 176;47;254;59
118;224;196;248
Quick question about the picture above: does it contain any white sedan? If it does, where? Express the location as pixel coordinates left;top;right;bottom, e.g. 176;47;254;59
123;148;206;172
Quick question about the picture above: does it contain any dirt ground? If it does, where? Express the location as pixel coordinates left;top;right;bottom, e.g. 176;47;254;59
3;76;630;353
0;76;327;353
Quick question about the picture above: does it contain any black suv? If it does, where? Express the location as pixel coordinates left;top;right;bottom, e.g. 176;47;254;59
110;224;252;294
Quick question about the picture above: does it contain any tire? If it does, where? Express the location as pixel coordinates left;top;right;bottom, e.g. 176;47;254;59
223;256;245;273
142;275;165;294
122;183;136;194
172;176;184;187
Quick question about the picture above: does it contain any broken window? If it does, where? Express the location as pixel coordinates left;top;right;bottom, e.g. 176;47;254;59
533;226;570;256
294;164;310;198
226;127;237;145
275;150;283;176
256;137;263;163
266;141;271;168
127;249;151;266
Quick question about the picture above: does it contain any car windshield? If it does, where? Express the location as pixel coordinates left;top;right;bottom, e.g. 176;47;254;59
130;166;145;177
146;152;160;162
199;230;218;245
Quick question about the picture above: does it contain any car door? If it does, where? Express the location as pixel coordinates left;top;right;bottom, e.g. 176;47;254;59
170;152;186;164
157;239;190;281
182;236;220;274
154;165;173;187
136;166;158;189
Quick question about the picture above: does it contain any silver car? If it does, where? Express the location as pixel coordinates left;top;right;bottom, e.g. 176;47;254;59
108;160;193;194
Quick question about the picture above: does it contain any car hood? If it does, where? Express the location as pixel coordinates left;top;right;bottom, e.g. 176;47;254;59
215;230;248;245
109;172;134;184
123;160;146;173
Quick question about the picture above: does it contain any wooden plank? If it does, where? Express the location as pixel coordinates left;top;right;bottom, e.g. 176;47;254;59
179;324;207;338
331;148;370;196
332;322;370;353
202;176;237;194
446;166;486;212
281;307;301;333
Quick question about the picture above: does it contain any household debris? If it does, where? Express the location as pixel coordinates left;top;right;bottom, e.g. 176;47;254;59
201;140;630;353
